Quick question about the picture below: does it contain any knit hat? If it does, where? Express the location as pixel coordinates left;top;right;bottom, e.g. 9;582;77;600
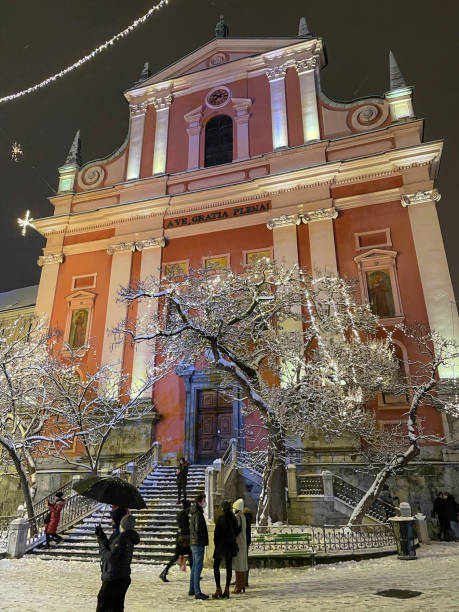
232;498;244;512
120;514;136;531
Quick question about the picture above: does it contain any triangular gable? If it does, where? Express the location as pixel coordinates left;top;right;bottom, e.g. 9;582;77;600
127;37;310;91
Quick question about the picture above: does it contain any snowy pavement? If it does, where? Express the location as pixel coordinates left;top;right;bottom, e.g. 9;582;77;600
1;543;458;611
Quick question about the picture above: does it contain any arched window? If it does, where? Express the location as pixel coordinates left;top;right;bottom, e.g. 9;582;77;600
204;115;233;167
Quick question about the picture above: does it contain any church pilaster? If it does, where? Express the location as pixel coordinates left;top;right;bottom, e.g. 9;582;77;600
152;94;173;175
127;102;148;180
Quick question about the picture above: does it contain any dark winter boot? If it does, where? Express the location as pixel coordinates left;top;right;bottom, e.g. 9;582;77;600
220;586;230;599
159;568;169;582
212;586;222;599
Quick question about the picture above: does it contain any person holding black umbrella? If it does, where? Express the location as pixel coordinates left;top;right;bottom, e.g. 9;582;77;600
95;513;140;611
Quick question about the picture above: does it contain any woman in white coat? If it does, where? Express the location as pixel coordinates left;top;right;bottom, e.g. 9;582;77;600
231;498;248;593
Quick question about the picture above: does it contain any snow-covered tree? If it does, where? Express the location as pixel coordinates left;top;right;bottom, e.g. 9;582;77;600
42;344;156;474
0;315;64;523
346;324;459;525
118;261;401;524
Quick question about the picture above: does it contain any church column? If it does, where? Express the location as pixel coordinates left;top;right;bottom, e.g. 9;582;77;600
35;253;64;322
184;106;204;170
130;237;165;397
303;208;338;278
401;189;459;379
295;55;321;143
266;64;289;150
152;94;173;175
232;98;252;160
101;242;135;380
126;102;148;180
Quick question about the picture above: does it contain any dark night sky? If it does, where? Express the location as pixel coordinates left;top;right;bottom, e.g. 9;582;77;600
0;1;457;295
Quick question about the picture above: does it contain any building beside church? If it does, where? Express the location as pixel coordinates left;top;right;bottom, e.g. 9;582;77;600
32;18;458;476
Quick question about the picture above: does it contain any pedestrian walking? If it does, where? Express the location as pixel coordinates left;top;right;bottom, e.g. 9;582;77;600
232;498;248;594
444;492;459;541
43;491;65;548
95;513;140;611
176;457;189;505
432;492;451;541
110;506;129;536
212;500;238;599
189;492;209;600
159;500;193;582
243;505;252;588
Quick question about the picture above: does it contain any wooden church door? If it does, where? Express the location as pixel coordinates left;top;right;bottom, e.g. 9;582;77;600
197;389;233;462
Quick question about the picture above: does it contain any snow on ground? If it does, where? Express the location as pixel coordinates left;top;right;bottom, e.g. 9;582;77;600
1;543;458;611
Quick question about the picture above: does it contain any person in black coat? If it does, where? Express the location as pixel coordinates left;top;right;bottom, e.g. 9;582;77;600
243;506;252;588
95;514;140;611
432;491;450;541
444;492;459;541
189;492;209;600
159;500;193;582
176;457;189;504
212;500;238;599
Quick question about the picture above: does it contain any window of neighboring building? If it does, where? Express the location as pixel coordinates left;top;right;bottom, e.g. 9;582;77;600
204;115;233;167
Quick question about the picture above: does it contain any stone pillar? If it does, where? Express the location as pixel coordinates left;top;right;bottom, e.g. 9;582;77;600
152;95;173;175
130;237;165;398
401;190;459;378
321;470;334;500
414;513;431;544
101;242;135;384
385;87;414;122
295;55;321;143
184;106;204;170
303;208;338;278
287;464;298;498
232;98;252;160
205;466;215;522
35;253;64;322
126;102;148;180
7;505;29;559
266;64;288;150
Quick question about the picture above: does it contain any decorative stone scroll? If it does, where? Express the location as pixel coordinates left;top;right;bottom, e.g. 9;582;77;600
78;165;106;190
266;214;301;230
135;237;166;251
106;241;136;255
129;101;149;118
301;208;338;223
401;189;441;207
37;253;64;267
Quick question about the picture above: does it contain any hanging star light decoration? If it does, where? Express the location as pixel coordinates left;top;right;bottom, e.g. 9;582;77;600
11;141;23;162
18;210;35;236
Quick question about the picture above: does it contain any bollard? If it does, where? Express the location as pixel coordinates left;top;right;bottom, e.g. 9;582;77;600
7;505;29;559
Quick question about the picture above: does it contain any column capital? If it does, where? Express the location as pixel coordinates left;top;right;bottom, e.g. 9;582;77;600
150;94;173;111
267;214;301;230
301;207;338;223
265;63;288;82
135;237;166;251
401;189;441;207
129;101;148;118
107;241;136;255
37;253;64;267
294;54;320;75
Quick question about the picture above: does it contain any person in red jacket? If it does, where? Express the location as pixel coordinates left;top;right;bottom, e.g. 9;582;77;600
44;492;65;548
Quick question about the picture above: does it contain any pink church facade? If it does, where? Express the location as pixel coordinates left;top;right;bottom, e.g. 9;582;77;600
33;24;458;463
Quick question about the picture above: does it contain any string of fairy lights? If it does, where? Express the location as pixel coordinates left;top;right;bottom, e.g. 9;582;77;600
4;1;170;234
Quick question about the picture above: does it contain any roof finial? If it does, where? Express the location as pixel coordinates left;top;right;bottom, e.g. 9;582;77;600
298;17;312;38
389;50;407;90
135;62;151;86
215;15;229;38
65;130;82;167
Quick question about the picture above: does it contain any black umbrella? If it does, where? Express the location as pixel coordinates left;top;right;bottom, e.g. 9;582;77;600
73;476;146;509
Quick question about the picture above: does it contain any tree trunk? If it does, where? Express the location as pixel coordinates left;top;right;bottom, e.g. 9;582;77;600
6;447;36;536
256;419;287;526
347;443;419;526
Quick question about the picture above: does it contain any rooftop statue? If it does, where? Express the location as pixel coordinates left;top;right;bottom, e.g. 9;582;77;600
215;15;229;38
